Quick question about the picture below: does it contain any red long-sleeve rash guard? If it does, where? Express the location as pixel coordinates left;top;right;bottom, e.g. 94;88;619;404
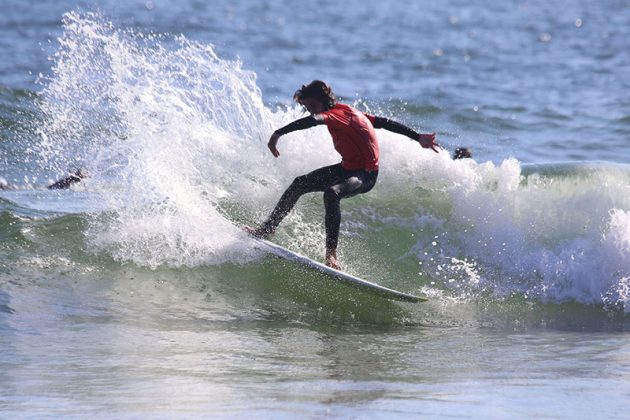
321;103;379;171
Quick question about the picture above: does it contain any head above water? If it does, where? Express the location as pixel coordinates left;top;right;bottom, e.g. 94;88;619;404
293;80;337;114
454;147;473;160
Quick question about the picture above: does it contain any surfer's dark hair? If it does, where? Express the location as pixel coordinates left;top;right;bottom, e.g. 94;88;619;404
293;80;337;110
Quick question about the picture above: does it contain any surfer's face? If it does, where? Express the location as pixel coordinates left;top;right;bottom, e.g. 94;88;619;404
300;97;326;115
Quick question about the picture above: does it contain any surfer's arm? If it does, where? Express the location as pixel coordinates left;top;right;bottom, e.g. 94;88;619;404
367;115;439;153
274;116;323;136
268;116;325;157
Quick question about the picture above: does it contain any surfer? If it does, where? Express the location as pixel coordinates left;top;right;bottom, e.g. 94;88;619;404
453;147;472;159
47;169;88;190
0;169;87;190
246;80;439;270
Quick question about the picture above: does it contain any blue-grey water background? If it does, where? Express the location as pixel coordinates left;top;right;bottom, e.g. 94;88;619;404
1;0;630;417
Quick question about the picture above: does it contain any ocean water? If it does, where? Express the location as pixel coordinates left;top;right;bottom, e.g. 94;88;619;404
1;0;630;417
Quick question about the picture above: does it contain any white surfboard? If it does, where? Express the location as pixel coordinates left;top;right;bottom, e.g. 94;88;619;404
253;238;427;303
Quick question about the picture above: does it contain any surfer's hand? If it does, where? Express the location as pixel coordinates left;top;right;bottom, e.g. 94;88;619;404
418;133;439;153
268;132;280;157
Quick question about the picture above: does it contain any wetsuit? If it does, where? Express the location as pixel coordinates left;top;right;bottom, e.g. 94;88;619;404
47;172;84;190
260;103;423;250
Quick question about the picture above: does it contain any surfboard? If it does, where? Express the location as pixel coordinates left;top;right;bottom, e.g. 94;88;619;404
252;238;427;303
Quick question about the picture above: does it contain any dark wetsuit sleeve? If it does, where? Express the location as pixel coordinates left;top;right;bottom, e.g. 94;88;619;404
368;115;420;142
274;116;322;136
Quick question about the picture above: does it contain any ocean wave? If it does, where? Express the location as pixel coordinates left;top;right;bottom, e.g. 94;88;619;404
15;12;629;312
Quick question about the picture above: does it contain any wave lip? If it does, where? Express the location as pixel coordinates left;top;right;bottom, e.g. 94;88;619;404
420;159;630;312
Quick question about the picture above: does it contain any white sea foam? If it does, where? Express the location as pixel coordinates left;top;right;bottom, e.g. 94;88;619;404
38;13;630;310
396;154;630;311
38;12;341;267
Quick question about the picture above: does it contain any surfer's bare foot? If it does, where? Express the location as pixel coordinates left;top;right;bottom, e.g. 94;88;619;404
325;248;342;271
243;225;274;239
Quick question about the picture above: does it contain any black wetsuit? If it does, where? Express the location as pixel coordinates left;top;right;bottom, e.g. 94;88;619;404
258;110;422;250
260;162;378;250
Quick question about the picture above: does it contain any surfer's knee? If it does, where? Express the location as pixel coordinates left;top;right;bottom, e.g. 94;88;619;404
323;187;340;207
289;175;309;193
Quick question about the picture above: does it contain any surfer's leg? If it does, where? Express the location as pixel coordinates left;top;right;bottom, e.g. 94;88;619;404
323;176;363;251
323;170;378;254
323;175;363;270
253;164;343;237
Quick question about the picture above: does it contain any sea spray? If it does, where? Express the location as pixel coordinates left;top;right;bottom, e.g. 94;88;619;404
37;12;343;267
35;12;630;311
